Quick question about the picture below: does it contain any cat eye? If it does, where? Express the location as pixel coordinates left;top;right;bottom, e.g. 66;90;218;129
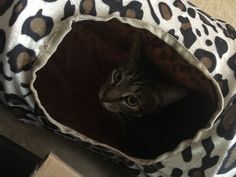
125;96;138;107
113;70;122;83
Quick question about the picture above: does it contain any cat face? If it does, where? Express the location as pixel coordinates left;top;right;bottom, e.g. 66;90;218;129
98;34;187;117
98;61;187;117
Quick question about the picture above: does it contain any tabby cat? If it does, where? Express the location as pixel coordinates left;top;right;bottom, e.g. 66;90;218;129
98;34;187;119
98;34;214;159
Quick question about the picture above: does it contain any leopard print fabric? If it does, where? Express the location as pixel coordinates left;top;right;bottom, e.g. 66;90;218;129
0;0;236;176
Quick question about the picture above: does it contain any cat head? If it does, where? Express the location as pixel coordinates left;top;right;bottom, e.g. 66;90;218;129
98;34;187;117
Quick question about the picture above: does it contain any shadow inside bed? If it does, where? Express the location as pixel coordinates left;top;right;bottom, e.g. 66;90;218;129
34;19;217;159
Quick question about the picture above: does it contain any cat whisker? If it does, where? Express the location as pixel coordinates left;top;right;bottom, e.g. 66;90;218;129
110;112;128;132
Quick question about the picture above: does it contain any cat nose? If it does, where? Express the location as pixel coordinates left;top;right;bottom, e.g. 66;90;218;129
101;94;112;103
102;91;120;103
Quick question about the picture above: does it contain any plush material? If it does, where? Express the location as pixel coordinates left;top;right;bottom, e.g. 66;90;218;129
0;0;236;176
34;20;216;159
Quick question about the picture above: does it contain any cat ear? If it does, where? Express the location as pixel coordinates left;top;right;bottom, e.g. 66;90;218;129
130;32;142;63
158;85;188;107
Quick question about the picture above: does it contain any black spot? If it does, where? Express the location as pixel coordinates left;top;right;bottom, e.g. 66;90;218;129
0;29;6;54
187;1;196;7
5;93;28;106
202;24;209;35
187;8;196;18
188;137;219;177
168;29;179;40
0;81;4;91
171;168;183;177
205;40;212;46
194;49;216;72
198;12;218;33
40;116;60;130
20;83;29;88
214;74;229;97
173;0;186;12
143;162;164;173
9;0;27;26
7;44;37;73
215;36;228;58
8;106;32;119
196;29;201;37
20;83;33;98
61;0;75;20
159;2;172;21
119;157;134;166
227;53;236;79
182;146;192;162
119;163;141;176
216;95;236;140
197;9;215;21
63;132;82;142
0;62;13;81
217;23;223;29
147;0;160;24
218;142;236;174
90;145;114;157
20;83;33;97
34;103;44;116
223;24;236;40
217;19;226;23
178;16;196;49
143;165;158;173
0;0;14;16
102;0;143;20
22;9;54;41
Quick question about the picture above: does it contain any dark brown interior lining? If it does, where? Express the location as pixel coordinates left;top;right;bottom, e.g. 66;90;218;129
34;19;217;159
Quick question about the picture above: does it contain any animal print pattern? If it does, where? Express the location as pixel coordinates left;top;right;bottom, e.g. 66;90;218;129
0;0;236;176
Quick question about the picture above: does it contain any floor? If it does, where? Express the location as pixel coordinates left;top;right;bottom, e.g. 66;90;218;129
0;1;235;177
0;105;130;177
191;0;236;28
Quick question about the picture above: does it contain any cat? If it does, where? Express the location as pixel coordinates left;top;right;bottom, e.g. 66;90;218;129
98;33;215;159
98;34;188;119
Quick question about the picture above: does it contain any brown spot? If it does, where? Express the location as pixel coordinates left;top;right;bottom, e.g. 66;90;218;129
174;0;186;11
15;3;23;13
30;17;47;37
222;104;236;130
82;0;93;15
0;0;6;7
201;57;213;69
16;52;34;70
227;32;235;39
159;2;172;21
126;9;136;18
182;22;192;30
177;2;184;11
